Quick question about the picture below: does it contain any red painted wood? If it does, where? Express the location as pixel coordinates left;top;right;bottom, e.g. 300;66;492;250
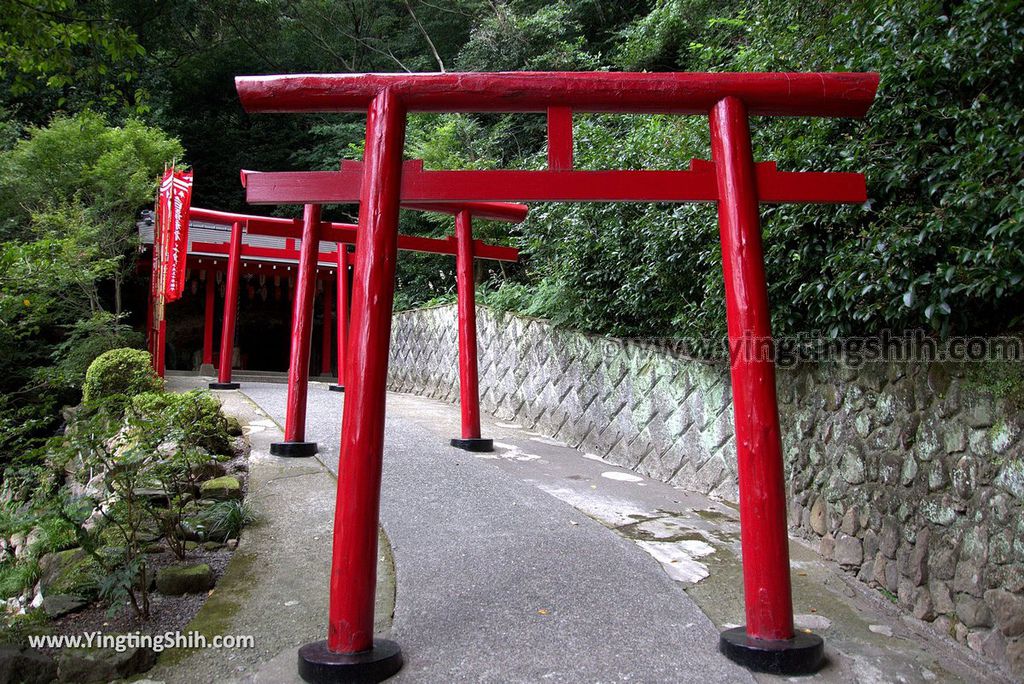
242;163;866;205
236;71;879;117
547;106;573;170
321;279;333;376
202;270;216;365
336;247;349;387
197;207;519;262
455;210;482;439
217;222;243;384
283;204;322;443
711;96;794;642
328;89;406;654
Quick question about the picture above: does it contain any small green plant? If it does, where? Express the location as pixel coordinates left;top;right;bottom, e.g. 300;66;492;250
81;348;162;404
0;558;40;600
199;500;257;542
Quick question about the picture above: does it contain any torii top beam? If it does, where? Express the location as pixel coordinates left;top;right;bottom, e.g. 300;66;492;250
188;206;520;262
235;72;878;206
235;72;879;117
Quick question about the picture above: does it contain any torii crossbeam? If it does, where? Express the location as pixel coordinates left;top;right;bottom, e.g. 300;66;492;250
236;70;879;681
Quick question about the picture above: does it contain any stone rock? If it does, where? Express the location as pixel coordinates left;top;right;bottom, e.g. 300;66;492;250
1007;636;1024;681
880;521;899;559
226;539;239;551
840;445;866;484
956;594;993;628
202;541;225;552
862;529;879;561
794;614;832;631
929;543;957;582
909;529;929;586
913;587;935;621
927;462;948;491
38;549;100;598
10;532;26;560
930;581;955;615
42;593;88;618
809;498;828;536
841;506;860;536
0;645;57;684
835;535;863;569
819;534;835;561
984;589;1024;637
56;646;156;683
995;459;1024;500
199;475;242;501
225;416;244;436
155;563;214;595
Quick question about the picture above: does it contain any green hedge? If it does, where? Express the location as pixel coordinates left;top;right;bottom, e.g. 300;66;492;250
81;348;162;404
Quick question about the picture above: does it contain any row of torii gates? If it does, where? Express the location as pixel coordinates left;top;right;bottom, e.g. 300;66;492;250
149;200;524;456
159;71;879;682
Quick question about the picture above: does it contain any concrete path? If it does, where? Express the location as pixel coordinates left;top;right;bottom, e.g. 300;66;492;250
238;380;753;683
165;374;1005;683
148;378;394;684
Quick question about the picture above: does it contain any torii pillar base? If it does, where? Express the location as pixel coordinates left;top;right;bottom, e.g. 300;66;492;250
199;363;216;376
209;382;240;390
270;441;318;457
719;627;823;675
450;437;493;453
328;384;345;393
298;639;402;684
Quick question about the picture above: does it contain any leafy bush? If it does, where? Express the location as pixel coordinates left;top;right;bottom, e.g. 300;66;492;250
128;390;231;455
81;348;161;404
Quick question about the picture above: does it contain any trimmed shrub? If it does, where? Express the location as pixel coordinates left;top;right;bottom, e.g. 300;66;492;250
81;348;162;404
128;390;231;455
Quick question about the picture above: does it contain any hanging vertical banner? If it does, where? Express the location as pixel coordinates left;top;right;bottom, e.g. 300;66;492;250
158;169;194;302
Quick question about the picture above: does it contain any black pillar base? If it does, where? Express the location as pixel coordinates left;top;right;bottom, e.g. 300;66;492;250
450;437;494;453
329;385;346;393
298;639;403;684
719;626;824;675
209;382;240;390
270;441;318;457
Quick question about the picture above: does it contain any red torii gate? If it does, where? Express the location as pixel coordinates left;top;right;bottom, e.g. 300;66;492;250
236;71;879;681
190;204;522;456
236;180;527;453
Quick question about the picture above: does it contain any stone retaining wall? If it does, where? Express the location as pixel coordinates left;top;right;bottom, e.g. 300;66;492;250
388;304;1024;677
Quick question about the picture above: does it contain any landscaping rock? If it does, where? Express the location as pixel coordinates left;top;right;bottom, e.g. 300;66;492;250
202;541;225;551
38;549;100;598
42;593;88;618
0;645;57;684
985;589;1024;638
835;535;864;569
225;416;244;436
155;563;214;595
56;646;156;683
199;475;241;500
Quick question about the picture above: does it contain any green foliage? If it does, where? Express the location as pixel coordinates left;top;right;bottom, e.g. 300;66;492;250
128;390;231;455
81;348;161;404
0;0;146;107
195;500;256;542
0;558;40;600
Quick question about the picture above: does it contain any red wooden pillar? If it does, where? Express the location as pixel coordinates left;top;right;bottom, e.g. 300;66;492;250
210;222;242;390
145;266;155;361
201;269;216;371
271;204;323;457
329;247;349;392
320;277;333;377
711;96;822;672
449;210;491;452
298;89;405;681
